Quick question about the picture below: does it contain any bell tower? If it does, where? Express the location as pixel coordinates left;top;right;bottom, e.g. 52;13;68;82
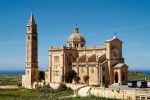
25;13;39;88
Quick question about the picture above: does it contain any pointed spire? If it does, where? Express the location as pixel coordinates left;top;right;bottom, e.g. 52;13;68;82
74;24;79;33
29;12;35;24
113;32;117;39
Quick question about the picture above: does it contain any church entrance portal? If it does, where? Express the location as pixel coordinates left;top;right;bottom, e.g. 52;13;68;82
115;72;118;83
103;76;105;84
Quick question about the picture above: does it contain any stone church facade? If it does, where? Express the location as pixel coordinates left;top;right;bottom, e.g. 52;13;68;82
22;14;128;89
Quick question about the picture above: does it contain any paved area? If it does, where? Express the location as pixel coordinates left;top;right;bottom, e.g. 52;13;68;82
109;85;150;91
109;85;129;89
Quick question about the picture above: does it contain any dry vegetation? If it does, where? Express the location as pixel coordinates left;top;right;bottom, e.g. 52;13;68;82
128;71;150;80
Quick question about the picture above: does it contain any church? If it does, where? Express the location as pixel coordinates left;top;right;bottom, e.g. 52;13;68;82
22;13;128;89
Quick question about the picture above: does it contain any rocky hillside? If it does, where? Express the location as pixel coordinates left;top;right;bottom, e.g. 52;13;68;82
128;71;150;81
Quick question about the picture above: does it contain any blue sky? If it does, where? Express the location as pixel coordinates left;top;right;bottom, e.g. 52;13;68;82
0;0;150;71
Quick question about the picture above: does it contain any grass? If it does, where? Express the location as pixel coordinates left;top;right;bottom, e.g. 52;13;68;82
0;89;73;100
0;89;119;100
62;96;120;100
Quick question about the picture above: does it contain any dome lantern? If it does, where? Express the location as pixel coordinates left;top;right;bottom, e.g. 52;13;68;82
74;24;79;33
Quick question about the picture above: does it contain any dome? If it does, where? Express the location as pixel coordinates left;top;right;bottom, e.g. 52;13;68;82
67;33;85;42
67;25;86;43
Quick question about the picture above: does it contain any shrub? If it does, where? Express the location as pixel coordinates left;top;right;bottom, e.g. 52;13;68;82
17;83;22;87
34;84;55;93
73;76;80;83
83;75;90;84
57;83;67;91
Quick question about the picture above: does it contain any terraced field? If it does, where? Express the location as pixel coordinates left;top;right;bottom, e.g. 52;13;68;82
0;74;21;86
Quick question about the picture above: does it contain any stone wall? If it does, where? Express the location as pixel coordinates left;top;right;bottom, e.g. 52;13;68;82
22;75;25;87
77;86;150;100
33;82;86;90
65;83;86;90
49;83;86;90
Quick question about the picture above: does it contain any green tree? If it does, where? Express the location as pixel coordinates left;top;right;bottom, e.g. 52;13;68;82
73;76;80;83
83;75;90;84
66;70;77;83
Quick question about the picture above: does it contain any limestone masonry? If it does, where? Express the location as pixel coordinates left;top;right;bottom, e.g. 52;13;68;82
22;13;128;89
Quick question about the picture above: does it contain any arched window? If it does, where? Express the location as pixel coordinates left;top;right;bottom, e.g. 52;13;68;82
27;70;29;75
33;36;37;40
74;44;76;47
28;36;30;40
54;56;59;62
76;44;78;47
